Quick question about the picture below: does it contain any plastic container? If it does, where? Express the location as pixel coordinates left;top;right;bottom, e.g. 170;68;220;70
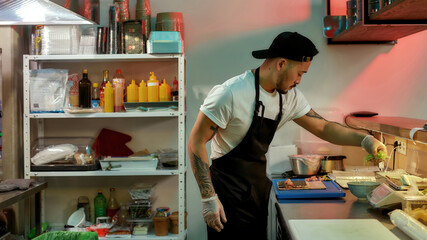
104;81;114;112
127;200;152;219
169;211;187;234
153;216;169;236
147;72;159;102
126;80;139;102
159;79;171;102
139;80;148;102
67;208;86;227
158;152;178;168
30;137;96;167
402;196;427;225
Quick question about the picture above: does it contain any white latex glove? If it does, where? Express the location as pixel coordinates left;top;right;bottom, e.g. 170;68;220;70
201;194;227;232
361;135;387;157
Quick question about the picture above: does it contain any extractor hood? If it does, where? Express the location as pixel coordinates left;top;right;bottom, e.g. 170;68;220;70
0;0;99;25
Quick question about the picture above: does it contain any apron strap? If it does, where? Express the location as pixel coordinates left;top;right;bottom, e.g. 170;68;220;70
254;67;283;122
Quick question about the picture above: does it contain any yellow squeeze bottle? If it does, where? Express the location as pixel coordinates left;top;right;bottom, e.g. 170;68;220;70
127;80;139;102
147;72;159;102
104;81;114;112
139;80;148;102
159;79;171;102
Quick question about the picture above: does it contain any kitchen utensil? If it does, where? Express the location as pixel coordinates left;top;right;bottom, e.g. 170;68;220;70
347;181;381;199
289;155;322;176
320;155;346;173
67;208;86;227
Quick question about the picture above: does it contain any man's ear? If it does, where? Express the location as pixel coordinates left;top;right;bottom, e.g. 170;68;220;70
276;58;287;71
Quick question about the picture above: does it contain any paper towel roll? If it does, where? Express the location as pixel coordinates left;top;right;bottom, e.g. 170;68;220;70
390;209;427;240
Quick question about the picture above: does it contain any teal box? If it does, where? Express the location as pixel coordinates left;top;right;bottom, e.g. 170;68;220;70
147;31;183;53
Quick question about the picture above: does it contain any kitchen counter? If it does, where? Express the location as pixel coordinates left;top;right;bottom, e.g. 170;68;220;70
275;189;412;240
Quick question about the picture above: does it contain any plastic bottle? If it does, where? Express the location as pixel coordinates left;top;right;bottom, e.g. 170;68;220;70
91;83;100;108
100;70;109;108
112;69;125;112
138;80;148;102
104;81;114;113
107;188;120;219
147;72;159;102
117;203;128;226
172;76;178;101
79;69;92;108
126;80;139;102
159;79;171;102
94;190;107;222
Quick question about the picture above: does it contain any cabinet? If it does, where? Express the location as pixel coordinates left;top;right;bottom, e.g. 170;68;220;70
23;54;186;239
326;0;427;43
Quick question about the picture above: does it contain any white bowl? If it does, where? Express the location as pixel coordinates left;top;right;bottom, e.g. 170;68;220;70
67;208;86;227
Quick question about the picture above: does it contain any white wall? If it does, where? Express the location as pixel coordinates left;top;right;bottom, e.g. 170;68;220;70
170;0;427;239
21;0;427;238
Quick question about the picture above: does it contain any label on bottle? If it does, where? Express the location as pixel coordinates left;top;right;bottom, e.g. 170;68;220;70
91;99;100;108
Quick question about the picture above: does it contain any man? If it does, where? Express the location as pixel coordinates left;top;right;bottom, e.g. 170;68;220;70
188;32;386;239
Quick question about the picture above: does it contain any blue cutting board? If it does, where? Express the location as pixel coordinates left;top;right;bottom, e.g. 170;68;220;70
273;178;345;202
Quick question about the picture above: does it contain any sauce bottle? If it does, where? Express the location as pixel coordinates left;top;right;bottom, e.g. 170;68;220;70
107;188;120;219
126;80;139;102
112;69;125;112
139;80;148;102
172;76;178;101
147;72;159;102
79;69;92;108
159;79;171;102
100;70;109;108
104;81;114;113
91;82;100;108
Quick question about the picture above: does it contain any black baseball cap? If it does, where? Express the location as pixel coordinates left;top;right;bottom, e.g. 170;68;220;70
252;32;319;62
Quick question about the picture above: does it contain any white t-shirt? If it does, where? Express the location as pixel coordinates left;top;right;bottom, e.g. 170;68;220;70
201;70;311;160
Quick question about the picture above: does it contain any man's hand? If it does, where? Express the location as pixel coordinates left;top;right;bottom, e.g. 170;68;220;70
202;194;227;232
361;135;387;157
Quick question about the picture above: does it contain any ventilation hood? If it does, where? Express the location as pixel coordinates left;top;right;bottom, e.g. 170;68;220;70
0;0;99;25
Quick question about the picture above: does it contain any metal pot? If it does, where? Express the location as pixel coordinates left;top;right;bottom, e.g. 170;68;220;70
320;155;346;173
289;155;323;176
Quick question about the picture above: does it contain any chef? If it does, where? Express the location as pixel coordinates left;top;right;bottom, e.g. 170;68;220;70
187;31;386;239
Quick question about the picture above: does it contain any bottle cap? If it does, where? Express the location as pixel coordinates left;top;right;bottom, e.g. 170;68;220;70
131;80;136;85
149;72;157;81
83;69;88;74
106;81;112;87
116;69;122;74
140;80;145;86
93;83;99;87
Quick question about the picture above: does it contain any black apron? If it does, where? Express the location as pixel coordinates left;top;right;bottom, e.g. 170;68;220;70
208;68;283;240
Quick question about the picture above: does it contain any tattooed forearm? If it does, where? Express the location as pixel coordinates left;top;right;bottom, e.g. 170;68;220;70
209;125;219;140
305;109;324;120
192;152;215;198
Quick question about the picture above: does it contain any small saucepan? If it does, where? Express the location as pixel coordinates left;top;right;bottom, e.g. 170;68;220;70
320;155;346;173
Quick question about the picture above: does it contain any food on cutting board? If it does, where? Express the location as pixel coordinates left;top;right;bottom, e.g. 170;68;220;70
363;150;388;164
277;177;326;190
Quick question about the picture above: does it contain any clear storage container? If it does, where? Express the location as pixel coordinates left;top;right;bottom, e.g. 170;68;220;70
402;196;427;225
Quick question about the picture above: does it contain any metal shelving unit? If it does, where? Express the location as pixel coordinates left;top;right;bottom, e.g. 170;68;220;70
23;54;187;239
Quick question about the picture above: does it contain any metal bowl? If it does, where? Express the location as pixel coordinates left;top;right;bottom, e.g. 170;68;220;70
289;155;323;176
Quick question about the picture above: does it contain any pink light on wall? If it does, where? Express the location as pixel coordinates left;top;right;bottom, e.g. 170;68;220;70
331;31;427;116
330;0;348;16
185;0;310;47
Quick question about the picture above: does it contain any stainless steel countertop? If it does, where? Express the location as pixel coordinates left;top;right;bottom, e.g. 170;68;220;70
275;189;412;240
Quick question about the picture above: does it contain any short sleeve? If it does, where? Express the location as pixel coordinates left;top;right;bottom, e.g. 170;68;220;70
200;85;233;129
291;88;311;119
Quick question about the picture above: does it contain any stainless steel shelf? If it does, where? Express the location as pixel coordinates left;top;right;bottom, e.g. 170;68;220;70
29;169;181;177
27;111;180;119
